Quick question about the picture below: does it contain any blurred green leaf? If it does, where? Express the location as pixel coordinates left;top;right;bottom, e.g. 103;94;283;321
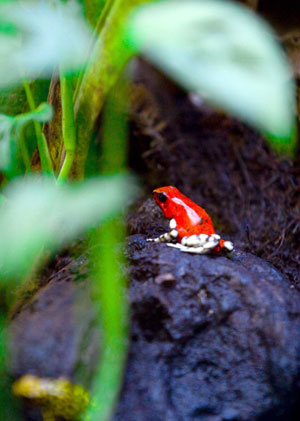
127;0;296;145
0;80;51;160
0;1;92;89
0;102;53;171
0;175;138;279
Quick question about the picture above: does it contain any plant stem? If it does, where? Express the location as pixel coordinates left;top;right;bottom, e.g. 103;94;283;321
93;0;115;36
72;0;155;179
86;217;129;421
22;78;54;176
83;62;131;421
18;130;31;173
101;75;128;175
73;0;115;103
57;73;76;184
83;0;107;28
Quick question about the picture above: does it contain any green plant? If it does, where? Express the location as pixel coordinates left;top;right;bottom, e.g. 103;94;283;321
0;1;139;420
0;0;297;420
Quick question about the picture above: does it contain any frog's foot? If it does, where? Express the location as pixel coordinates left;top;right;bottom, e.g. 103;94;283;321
167;234;234;255
147;218;178;243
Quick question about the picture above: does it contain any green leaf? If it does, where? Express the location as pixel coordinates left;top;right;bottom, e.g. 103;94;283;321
0;103;53;171
0;1;92;89
0;175;139;279
127;0;296;144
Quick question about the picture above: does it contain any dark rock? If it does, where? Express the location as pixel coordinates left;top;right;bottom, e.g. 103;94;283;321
9;258;99;420
8;234;300;421
114;234;300;421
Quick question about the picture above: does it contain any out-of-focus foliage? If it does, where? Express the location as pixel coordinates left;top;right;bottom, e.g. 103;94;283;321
0;1;92;89
0;319;21;421
86;217;128;421
0;80;51;162
0;85;28;116
73;0;155;178
0;174;138;280
84;77;129;421
127;0;296;154
0;103;52;171
0;79;50;115
82;0;107;28
0;1;138;420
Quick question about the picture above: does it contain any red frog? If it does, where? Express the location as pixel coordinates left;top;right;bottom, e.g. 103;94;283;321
148;186;234;255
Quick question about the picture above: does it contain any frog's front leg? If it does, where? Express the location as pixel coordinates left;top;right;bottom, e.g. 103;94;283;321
147;218;178;243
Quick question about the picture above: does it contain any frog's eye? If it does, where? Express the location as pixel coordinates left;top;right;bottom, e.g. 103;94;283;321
157;192;167;203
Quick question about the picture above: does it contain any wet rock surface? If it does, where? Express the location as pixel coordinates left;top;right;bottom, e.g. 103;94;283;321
113;234;300;421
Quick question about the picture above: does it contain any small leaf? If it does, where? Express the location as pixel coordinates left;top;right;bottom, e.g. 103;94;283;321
127;0;296;146
0;175;139;279
0;1;92;89
0;103;53;171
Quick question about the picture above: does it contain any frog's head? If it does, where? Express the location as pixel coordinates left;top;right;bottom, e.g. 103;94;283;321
153;186;181;219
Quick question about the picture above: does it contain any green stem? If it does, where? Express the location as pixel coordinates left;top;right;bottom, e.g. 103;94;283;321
18;130;31;173
74;0;112;102
85;217;128;421
57;73;76;184
72;0;155;179
22;78;54;176
101;75;128;175
93;0;115;37
83;0;107;28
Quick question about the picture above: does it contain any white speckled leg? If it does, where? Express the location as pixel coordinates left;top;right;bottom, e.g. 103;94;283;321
148;226;234;255
168;234;234;255
167;243;211;254
181;234;219;249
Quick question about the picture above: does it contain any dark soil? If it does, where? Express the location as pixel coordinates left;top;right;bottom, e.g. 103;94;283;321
9;61;300;420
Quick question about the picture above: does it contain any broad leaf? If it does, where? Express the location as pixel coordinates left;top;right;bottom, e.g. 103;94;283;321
0;175;138;279
0;1;92;89
127;0;296;150
0;102;53;171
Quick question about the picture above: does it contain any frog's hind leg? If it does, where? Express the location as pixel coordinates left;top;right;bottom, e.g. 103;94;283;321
147;218;178;243
166;233;219;254
167;234;234;255
167;243;210;254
